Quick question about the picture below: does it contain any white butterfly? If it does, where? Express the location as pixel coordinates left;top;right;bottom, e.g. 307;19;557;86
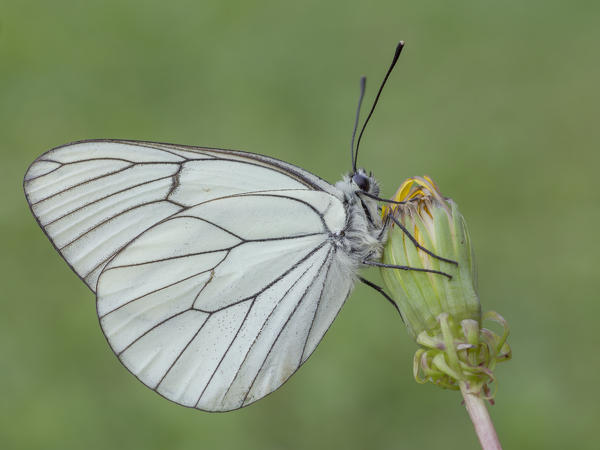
23;42;451;411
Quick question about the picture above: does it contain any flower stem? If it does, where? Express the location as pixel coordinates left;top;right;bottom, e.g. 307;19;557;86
460;383;502;450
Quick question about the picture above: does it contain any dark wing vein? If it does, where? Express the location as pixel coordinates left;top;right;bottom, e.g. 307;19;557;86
166;164;182;199
239;193;328;229
44;174;176;227
152;312;215;389
168;215;246;241
24;164;63;181
300;247;336;363
100;263;224;318
116;308;193;357
29;163;136;206
106;246;237;270
60;199;182;251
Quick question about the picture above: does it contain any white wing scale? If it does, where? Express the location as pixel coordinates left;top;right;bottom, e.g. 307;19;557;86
24;140;355;411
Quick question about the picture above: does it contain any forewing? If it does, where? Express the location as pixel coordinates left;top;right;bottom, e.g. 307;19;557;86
23;140;337;291
97;192;354;411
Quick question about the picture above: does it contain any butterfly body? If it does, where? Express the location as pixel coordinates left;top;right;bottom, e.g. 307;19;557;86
334;171;384;264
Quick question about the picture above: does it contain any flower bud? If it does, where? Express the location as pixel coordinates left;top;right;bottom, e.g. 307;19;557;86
380;176;510;398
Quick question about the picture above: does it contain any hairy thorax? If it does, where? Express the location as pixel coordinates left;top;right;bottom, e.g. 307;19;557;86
330;174;386;273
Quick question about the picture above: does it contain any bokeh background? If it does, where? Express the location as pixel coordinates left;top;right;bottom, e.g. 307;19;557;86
2;1;599;449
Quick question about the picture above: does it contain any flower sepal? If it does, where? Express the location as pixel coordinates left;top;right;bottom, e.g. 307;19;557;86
413;311;511;401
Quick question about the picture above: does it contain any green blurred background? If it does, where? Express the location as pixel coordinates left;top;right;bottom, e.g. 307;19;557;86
2;1;599;449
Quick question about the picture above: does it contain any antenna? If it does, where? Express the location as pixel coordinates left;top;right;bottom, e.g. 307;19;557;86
350;77;367;171
353;41;404;171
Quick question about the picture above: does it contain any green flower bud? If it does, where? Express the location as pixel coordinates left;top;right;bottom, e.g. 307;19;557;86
380;176;511;399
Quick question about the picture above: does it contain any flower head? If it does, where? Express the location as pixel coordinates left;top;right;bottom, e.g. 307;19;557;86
381;176;511;398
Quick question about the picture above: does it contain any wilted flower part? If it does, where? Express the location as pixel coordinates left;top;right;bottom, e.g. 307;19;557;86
380;176;511;398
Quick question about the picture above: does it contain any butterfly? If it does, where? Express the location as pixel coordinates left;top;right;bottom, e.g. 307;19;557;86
23;42;451;411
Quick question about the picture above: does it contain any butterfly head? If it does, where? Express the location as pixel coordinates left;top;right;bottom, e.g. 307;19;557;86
351;168;380;197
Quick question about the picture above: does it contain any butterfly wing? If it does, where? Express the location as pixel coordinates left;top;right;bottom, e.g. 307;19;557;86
24;139;354;411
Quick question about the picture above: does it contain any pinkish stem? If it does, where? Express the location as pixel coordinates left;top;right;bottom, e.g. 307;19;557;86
460;384;502;450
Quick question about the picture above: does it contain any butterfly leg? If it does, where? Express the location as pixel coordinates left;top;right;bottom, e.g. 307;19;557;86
358;276;403;319
362;260;452;280
376;211;391;241
388;214;458;265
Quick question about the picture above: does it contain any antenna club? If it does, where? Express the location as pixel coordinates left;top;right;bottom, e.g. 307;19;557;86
393;42;405;60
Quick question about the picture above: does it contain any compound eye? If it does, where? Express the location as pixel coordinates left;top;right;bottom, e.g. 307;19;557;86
352;172;371;191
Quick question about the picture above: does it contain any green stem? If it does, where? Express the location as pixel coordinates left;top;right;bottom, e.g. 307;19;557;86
460;383;502;450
